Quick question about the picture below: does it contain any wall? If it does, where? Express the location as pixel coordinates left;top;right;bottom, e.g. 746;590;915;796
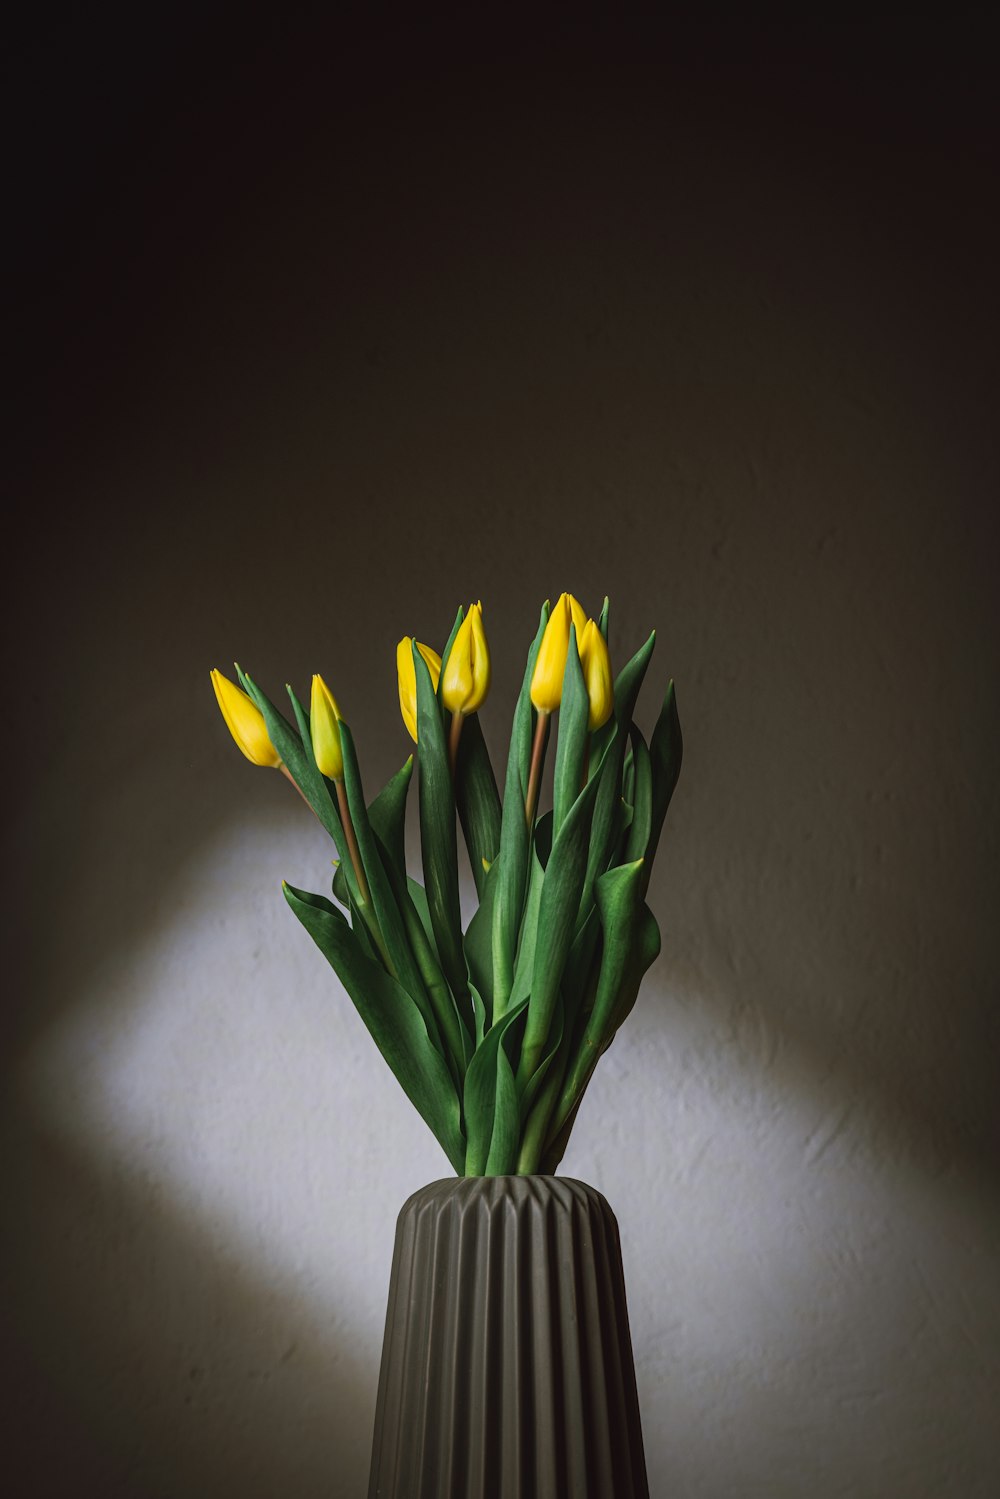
4;17;999;1497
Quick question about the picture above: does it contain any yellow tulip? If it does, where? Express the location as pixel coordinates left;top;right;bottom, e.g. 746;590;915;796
310;674;345;780
578;619;613;730
441;601;491;715
396;637;443;742
567;592;587;642
530;592;587;713
210;668;281;768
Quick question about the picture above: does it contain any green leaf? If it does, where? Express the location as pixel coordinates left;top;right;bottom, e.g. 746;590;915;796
330;756;412;907
644;679;683;893
338;722;426;999
518;991;564;1127
492;601;549;1015
413;644;472;1027
463;857;499;1022
407;877;435;948
469;981;487;1050
485;1042;520;1175
549;862;659;1148
597;596;610;642
346;889;380;964
559;903;601;1038
607;902;661;1036
516;1002;569;1173
507;843;544;1011
437;605;464;703
580;630;656;912
283;882;465;1174
375;841;465;1084
516;764;603;1088
285;682;312;747
368;755;414;879
625;726;653;864
551;624;590;840
243;673;348;871
622;740;635;809
462;998;529;1175
454;713;502;896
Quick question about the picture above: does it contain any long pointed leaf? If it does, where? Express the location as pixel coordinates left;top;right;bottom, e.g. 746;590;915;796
413;644;472;1028
581;629;656;910
339;721;427;1000
644;679;683;894
550;865;659;1147
625;726;652;864
437;605;464;703
369;755;414;879
492;602;549;1015
331;755;412;906
283;883;465;1173
454;713;502;895
463;857;499;1021
463;998;529;1175
551;624;589;839
517;763;604;1088
485;1043;520;1175
516;994;567;1173
507;843;544;1011
243;673;348;869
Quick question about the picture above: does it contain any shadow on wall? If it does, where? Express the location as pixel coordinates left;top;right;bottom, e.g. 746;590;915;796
3;1117;376;1499
3;743;383;1498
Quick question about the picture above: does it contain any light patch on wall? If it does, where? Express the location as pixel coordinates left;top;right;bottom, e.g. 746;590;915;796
13;819;1000;1495
15;819;449;1328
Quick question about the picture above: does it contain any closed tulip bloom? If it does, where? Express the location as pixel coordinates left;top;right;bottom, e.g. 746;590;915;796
397;637;443;742
530;592;587;713
566;592;587;642
578;618;614;730
441;601;491;715
211;668;281;768
310;674;345;780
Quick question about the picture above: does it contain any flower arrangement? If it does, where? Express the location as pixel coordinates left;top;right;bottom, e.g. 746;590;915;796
210;594;681;1176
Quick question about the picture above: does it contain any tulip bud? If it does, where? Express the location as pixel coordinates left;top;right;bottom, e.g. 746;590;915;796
441;601;491;715
578;619;613;730
211;668;281;768
530;592;587;713
396;637;443;742
310;674;345;780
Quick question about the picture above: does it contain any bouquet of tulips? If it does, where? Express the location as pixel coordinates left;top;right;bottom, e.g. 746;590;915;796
210;594;681;1175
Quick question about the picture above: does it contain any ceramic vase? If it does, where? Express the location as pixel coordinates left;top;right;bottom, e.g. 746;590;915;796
368;1175;648;1498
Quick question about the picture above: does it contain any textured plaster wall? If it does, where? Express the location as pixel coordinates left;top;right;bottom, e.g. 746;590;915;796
4;17;999;1498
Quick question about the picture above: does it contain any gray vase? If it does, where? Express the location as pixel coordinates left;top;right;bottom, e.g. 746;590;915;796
368;1175;649;1498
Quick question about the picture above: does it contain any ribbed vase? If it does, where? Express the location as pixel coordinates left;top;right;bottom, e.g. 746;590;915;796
368;1176;648;1498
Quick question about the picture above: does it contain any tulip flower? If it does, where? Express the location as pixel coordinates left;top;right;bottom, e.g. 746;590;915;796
209;592;682;1180
396;638;443;743
440;601;491;774
525;593;588;825
441;602;490;715
310;674;345;780
211;668;281;768
309;674;374;906
578;619;613;731
529;592;587;713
